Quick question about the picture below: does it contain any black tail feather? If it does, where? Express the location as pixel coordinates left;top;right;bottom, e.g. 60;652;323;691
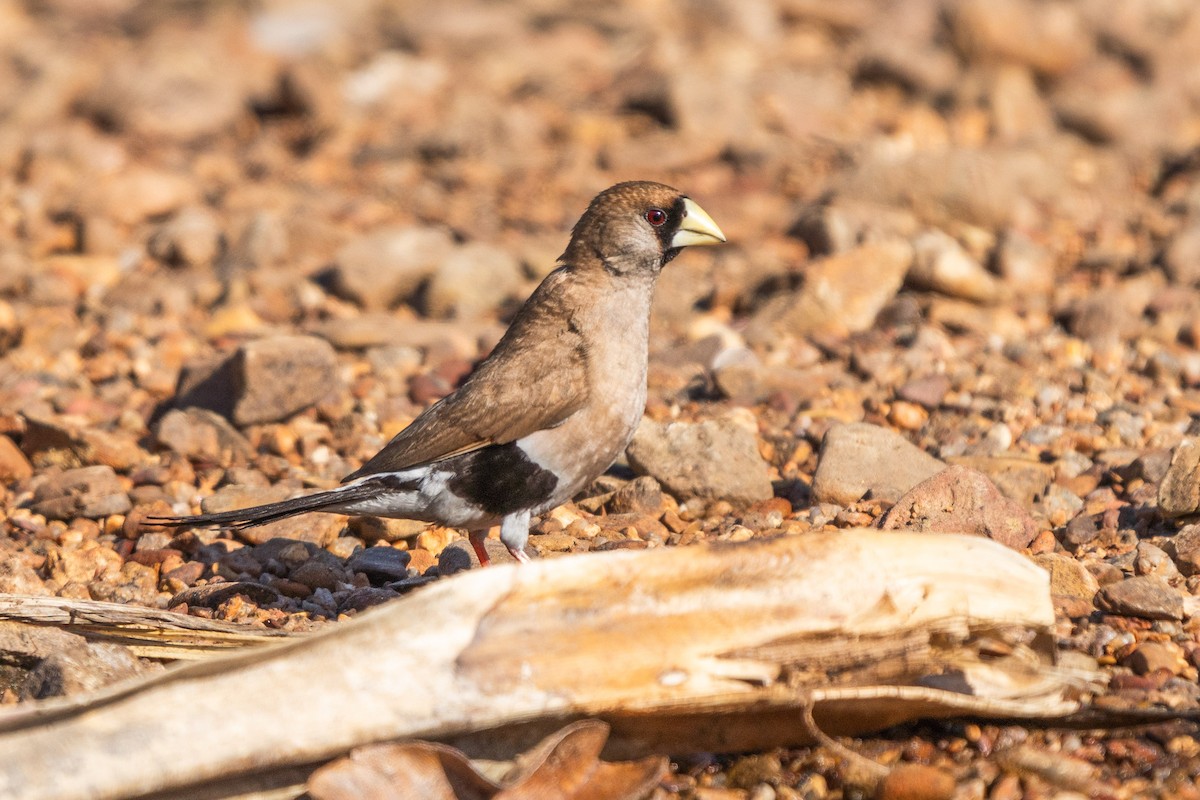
145;481;383;531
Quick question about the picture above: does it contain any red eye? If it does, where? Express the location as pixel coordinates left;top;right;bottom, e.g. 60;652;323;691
645;208;667;226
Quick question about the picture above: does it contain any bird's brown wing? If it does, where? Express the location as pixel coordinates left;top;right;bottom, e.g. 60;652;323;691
343;289;589;480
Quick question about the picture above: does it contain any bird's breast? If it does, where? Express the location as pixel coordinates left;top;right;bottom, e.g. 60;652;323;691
517;278;654;505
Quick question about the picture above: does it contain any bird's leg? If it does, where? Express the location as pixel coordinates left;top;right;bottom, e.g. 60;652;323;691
500;510;532;563
468;529;491;567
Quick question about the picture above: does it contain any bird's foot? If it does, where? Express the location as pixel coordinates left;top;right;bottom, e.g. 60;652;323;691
508;545;531;564
468;530;491;567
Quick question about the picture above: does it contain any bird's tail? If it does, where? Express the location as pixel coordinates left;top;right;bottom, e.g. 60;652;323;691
144;480;390;531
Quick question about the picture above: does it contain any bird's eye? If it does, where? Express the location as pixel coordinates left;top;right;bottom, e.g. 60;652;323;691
644;208;667;226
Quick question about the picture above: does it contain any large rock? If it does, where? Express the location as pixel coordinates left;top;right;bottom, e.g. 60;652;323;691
879;465;1039;549
812;423;945;505
424;242;524;319
626;417;773;506
173;335;339;426
745;239;912;344
328;226;454;310
30;465;131;520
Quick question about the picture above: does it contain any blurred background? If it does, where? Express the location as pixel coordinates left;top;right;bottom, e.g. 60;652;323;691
5;1;1200;794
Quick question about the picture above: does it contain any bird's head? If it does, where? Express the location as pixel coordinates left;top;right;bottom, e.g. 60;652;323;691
563;181;726;276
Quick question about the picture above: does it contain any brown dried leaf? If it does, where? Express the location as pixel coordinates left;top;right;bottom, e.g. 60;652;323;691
308;721;665;800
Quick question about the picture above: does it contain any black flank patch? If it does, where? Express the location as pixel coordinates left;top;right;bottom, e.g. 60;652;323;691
372;474;422;494
444;444;559;517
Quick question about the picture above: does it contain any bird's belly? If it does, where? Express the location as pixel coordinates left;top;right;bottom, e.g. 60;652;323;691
517;395;645;511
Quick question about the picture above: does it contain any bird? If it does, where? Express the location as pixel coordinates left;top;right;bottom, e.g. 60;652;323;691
148;181;726;566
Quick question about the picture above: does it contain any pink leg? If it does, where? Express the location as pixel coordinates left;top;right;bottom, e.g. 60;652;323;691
468;530;491;567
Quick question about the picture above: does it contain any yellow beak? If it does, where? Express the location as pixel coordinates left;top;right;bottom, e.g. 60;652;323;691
671;198;727;248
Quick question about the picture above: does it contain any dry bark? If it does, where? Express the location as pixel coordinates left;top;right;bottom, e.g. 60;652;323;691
0;532;1093;800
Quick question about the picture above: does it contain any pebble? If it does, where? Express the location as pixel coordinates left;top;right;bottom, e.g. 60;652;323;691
608;476;666;516
1095;576;1184;621
153;408;254;467
1159;438;1200;518
0;435;33;483
626;417;774;505
909;229;1004;304
1033;552;1100;615
875;763;955;800
148;207;224;268
347;546;412;583
880;465;1039;549
812;422;946;506
30;465;131;520
1124;641;1187;677
1168;525;1200;576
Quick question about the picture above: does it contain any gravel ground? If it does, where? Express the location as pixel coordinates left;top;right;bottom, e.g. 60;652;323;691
3;0;1200;797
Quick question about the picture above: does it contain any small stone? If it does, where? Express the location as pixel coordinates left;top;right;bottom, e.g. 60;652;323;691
82;166;199;225
1168;524;1200;576
148;207;223;268
608;476;665;516
347;546;411;583
1132;449;1173;486
1159;438;1200;518
812;422;946;506
406;548;436;575
1135;541;1180;580
0;435;32;483
0;560;51;595
880;465;1039;549
1124;641;1187;677
1165;223;1200;286
896;375;950;409
1061;512;1103;550
338;587;401;613
415;527;456;556
876;763;956;800
290;558;346;591
153;408;253;467
326;536;364;560
348;516;428;543
1095;576;1184;621
328;226;454;310
994;228;1056;295
30;465;131;520
1034;552;1100;615
887;401;928;431
626;417;774;506
909;229;1004;304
